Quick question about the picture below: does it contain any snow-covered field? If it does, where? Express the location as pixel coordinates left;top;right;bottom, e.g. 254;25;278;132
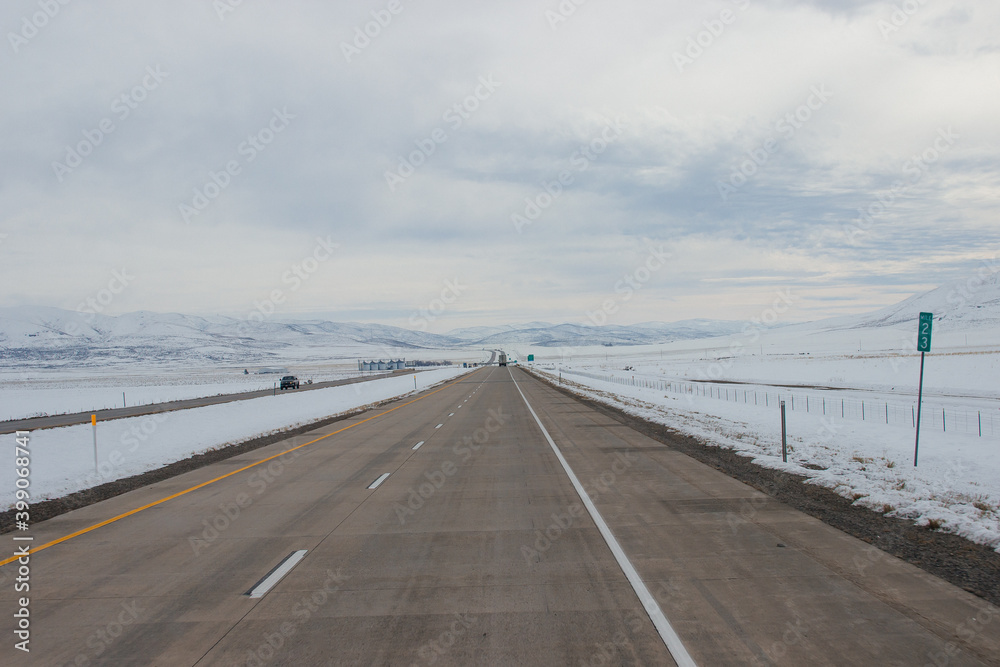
528;330;1000;552
2;367;470;509
0;363;393;421
547;351;1000;438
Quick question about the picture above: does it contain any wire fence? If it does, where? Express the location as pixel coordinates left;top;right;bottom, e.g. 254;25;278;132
557;368;999;439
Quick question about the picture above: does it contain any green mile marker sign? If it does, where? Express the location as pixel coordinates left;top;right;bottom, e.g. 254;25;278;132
913;312;933;466
917;312;933;352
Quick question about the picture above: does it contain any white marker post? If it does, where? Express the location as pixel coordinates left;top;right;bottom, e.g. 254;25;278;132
914;312;932;467
91;414;98;473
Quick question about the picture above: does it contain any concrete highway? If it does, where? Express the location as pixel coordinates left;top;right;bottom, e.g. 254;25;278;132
0;371;410;435
1;366;997;665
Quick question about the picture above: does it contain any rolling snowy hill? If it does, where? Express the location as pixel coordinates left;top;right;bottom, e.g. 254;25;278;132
806;271;1000;333
1;273;997;367
0;308;750;367
0;307;459;368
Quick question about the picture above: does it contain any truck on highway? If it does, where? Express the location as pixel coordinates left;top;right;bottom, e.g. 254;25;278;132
279;375;300;390
498;352;507;367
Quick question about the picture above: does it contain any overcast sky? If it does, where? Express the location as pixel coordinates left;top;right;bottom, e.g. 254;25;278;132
2;0;998;332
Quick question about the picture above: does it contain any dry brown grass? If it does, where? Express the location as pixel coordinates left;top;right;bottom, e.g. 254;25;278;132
973;500;997;514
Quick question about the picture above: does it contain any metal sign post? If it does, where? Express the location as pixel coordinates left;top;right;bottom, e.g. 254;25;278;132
780;400;787;463
914;312;932;466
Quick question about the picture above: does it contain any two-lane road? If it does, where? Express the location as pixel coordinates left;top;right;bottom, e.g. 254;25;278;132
1;367;997;665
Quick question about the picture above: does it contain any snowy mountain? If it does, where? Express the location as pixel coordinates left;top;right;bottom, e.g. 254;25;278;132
0;308;748;366
445;322;556;341
466;321;748;347
809;271;1000;333
0;307;463;368
2;274;996;367
856;271;1000;329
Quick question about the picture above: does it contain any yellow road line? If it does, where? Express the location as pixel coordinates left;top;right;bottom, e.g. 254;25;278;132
1;369;479;567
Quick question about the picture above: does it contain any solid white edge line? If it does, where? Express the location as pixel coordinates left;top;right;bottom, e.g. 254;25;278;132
368;472;391;489
412;441;425;451
508;368;698;667
247;550;308;599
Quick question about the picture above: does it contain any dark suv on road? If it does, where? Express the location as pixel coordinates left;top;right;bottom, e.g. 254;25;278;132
279;375;300;390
